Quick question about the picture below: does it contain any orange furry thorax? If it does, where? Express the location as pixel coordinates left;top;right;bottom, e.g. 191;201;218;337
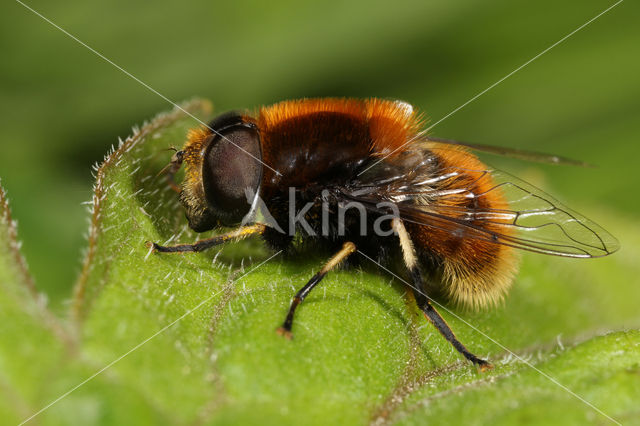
258;98;423;158
178;98;517;309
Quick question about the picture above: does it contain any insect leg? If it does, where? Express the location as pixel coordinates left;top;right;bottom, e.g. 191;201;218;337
392;218;492;371
148;223;266;253
277;241;356;339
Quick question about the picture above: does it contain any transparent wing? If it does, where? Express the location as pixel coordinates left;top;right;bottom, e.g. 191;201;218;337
425;136;592;167
348;148;619;258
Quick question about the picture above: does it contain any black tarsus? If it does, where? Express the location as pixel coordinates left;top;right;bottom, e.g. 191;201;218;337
277;242;356;338
149;236;224;253
148;224;265;254
277;271;326;338
407;265;492;370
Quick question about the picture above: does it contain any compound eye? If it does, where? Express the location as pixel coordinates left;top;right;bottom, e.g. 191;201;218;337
203;123;262;225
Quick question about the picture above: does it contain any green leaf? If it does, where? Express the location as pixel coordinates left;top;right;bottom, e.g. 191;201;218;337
384;331;640;425
0;182;61;424
2;100;639;425
0;184;166;425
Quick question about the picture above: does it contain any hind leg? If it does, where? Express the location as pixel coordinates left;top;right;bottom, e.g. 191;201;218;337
392;218;492;370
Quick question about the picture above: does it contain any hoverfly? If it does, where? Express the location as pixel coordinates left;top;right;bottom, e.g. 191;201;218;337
150;98;618;369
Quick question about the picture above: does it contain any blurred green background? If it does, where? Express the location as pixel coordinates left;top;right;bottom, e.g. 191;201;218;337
1;0;638;313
